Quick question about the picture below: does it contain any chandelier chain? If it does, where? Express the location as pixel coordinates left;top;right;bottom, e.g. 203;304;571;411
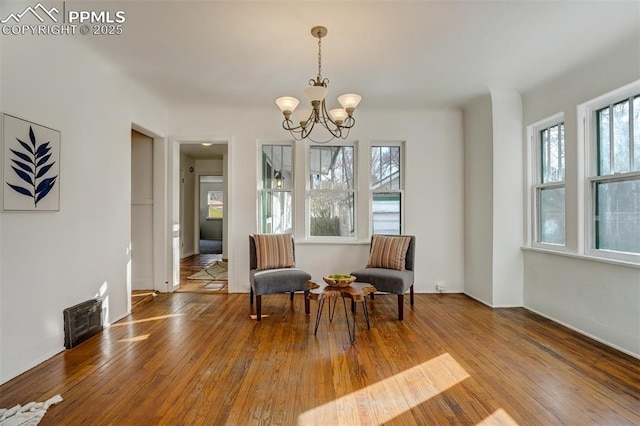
317;32;322;80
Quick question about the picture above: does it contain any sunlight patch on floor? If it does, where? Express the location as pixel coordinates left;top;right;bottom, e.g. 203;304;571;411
117;334;150;343
297;352;470;425
476;408;519;425
131;292;157;298
110;313;185;326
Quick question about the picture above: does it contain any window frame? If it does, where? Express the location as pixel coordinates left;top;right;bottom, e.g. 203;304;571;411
257;141;295;234
578;80;640;263
369;141;405;236
527;113;566;251
305;140;358;241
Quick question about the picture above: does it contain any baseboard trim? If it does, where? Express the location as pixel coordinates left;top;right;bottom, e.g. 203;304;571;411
524;305;639;360
463;292;493;307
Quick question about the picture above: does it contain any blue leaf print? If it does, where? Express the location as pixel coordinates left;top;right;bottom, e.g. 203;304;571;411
16;138;34;155
11;159;33;174
36;154;51;167
9;148;33;164
12;166;33;185
7;125;58;207
36;142;50;158
35;177;56;204
6;183;33;197
36;163;53;178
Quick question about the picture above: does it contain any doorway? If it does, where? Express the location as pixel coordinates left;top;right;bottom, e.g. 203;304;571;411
176;141;229;293
127;123;170;311
198;175;224;255
130;129;154;291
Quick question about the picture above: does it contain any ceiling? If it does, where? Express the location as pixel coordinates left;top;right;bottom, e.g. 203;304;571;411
85;1;639;111
180;142;227;159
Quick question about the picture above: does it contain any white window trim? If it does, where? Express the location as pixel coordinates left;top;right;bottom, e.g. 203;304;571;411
577;79;640;264
256;140;295;234
369;141;405;236
305;140;358;242
526;112;566;252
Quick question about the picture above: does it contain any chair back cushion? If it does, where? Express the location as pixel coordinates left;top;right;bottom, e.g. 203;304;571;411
367;235;412;271
252;233;295;270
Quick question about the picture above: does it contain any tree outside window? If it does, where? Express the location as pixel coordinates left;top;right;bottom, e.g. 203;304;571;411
309;145;355;237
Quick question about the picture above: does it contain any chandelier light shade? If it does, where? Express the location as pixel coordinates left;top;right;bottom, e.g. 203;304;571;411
276;26;361;143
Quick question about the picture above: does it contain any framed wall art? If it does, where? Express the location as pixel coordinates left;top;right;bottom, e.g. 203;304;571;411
2;114;60;211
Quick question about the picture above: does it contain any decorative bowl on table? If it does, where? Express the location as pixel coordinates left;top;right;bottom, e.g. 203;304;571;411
323;274;357;287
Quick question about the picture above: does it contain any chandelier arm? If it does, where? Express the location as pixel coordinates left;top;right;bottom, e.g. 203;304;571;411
282;118;302;132
319;100;348;139
320;99;339;128
307;125;343;144
301;116;316;140
282;119;308;141
341;116;356;130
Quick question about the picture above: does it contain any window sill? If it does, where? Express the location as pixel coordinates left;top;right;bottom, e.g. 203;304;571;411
297;239;370;246
521;246;640;269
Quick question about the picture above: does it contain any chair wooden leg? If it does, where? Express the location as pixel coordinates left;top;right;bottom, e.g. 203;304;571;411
256;295;262;321
250;288;254;305
290;292;294;301
398;294;404;321
304;292;310;315
410;285;414;305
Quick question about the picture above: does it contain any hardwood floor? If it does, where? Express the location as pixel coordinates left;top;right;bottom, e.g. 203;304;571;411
177;254;228;294
1;293;638;425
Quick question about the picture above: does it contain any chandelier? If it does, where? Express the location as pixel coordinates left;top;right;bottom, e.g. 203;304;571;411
276;26;362;143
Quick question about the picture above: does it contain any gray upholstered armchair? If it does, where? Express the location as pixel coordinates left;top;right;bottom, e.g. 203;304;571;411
351;235;415;320
249;234;311;321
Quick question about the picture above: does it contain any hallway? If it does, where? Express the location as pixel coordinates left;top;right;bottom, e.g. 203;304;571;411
177;254;228;293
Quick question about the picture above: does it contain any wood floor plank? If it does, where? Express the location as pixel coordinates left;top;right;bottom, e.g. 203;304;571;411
0;293;638;425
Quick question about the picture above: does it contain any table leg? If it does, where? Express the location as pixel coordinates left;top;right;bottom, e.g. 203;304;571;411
342;296;356;344
328;295;338;322
314;297;325;335
362;299;371;330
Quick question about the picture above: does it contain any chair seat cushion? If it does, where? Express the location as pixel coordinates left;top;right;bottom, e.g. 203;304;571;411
250;268;312;295
350;267;414;295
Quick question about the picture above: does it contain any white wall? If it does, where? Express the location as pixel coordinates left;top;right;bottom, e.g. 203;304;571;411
169;107;464;294
521;33;640;357
490;90;523;307
0;35;168;383
463;91;525;308
524;251;639;356
463;94;494;304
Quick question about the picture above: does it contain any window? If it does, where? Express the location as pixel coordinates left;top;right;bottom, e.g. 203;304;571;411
308;144;355;238
591;94;640;256
370;144;403;235
260;144;293;234
529;115;565;247
207;190;223;218
538;122;566;245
